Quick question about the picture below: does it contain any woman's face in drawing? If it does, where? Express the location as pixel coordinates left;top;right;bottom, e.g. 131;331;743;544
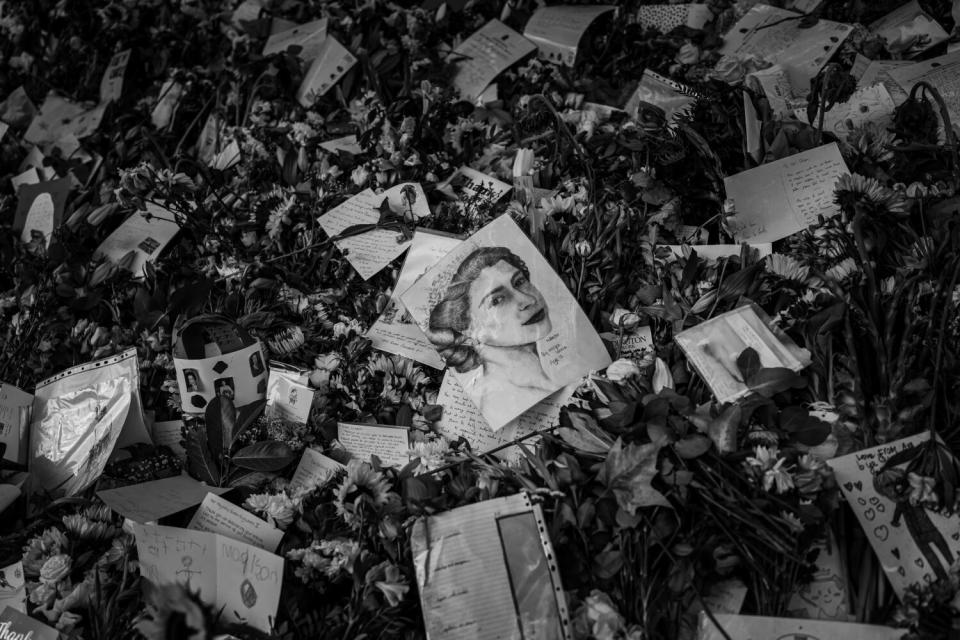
465;260;551;347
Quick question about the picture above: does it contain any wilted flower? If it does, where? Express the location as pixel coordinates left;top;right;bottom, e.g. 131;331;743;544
288;538;360;582
572;590;625;640
366;561;410;607
606;358;641;382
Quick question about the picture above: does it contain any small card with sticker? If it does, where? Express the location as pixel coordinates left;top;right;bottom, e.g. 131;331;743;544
297;37;357;106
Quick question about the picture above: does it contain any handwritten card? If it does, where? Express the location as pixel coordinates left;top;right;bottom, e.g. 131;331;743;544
869;0;948;58
724;143;848;243
0;606;60;640
338;423;411;469
290;447;345;492
0;563;26;614
451;20;537;102
858;58;911;105
523;5;613;67
637;4;712;32
411;493;572;640
436;372;573;463
93;204;180;278
317;183;428;280
367;230;462;369
265;371;313;424
189;492;283;552
152;420;186;461
439;166;512;204
793;83;896;134
296;37;356;106
674;304;809;404
14;177;72;247
24;94;106;145
746;64;809;118
0;383;32;465
97;474;230;523
889;52;960;127
697;613;905;640
133;524;283;633
262;18;328;60
100;49;131;104
827;432;960;598
718;5;852;97
787;532;851;620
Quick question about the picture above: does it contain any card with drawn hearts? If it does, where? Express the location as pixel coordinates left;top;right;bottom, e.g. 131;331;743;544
827;432;960;598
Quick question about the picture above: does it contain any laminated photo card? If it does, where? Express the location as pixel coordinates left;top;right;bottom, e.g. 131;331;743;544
399;214;610;430
674;304;810;404
697;613;905;640
411;493;572;640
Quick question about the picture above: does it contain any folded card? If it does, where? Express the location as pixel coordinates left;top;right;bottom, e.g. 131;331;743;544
189;492;283;552
97;474;230;523
451;20;537;102
523;5;613;66
265;370;313;425
289;447;344;492
0;606;59;640
724;142;848;243
400;214;611;430
411;493;572;640
0;563;26;614
133;523;283;633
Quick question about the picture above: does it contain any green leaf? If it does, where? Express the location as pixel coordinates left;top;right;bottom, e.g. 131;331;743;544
706;404;741;454
674;435;712;459
737;348;761;383
185;428;221;486
231;399;267;448
558;409;614;455
593;550;624;580
599;439;670;513
780;406;831;446
747;367;806;397
232;441;296;471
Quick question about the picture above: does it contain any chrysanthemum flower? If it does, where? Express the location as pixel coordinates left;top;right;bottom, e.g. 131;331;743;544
834;173;909;218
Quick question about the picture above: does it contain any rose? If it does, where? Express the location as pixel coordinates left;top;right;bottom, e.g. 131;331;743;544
39;554;72;585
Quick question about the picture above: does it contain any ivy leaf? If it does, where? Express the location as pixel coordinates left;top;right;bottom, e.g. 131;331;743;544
599;439;670;514
232;441;296;471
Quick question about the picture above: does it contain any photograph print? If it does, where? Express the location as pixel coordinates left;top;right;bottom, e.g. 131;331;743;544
399;214;610;430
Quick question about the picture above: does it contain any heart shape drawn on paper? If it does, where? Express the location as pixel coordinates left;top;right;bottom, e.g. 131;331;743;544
857;497;867;506
891;548;901;560
844;482;854;492
864;508;876;521
915;557;925;569
952;532;960;541
874;525;890;542
898;566;907;577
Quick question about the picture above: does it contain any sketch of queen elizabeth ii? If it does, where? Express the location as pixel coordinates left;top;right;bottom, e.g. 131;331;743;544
427;246;557;428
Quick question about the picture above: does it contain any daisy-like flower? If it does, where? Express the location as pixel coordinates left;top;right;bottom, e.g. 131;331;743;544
62;514;116;542
746;446;794;494
409;437;449;474
834;173;909;219
766;253;810;284
823;257;859;283
244;492;297;529
907;472;938;507
335;460;393;527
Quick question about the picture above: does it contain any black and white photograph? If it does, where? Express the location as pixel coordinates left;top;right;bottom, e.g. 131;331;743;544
214;377;235;399
183;368;200;392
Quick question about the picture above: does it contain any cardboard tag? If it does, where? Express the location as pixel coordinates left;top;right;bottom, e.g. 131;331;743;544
523;5;614;66
296;37;356;106
451;20;537;102
14;177;72;247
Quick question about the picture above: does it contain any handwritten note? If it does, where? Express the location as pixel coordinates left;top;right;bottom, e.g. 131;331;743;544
858;58;911;105
265;371;314;424
889;52;960;128
97;475;230;523
523;5;613;66
133;524;283;633
828;432;960;599
725;143;848;243
451;20;537;101
697;614;905;640
338;423;411;469
93;204;180;278
262;18;328;60
367;230;462;368
100;49;131;103
411;493;572;640
0;383;32;465
869;0;948;58
24;94;106;145
794;83;896;134
317;183;428;280
787;533;851;620
189;492;283;552
290;447;345;492
435;372;572;463
152;420;186;461
0;563;26;614
297;37;356;106
718;5;852;96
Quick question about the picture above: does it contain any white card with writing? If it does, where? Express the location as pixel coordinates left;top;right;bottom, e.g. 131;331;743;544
290;447;345;491
262;17;328;60
599;324;653;361
794;83;896;134
828;432;960;598
697;614;905;640
133;524;283;633
439;166;512;204
174;340;268;414
297;37;356;106
858;59;911;105
0;563;26;614
869;0;948;58
411;493;572;640
725;143;848;243
637;4;713;32
451;20;537;102
25;94;106;145
100;49;131;104
436;372;572;463
317;183;428;280
718;5;852;97
152;420;186;461
338;423;410;469
265;371;313;424
523;5;613;66
0;383;32;465
368;230;462;369
93;203;180;278
787;532;851;620
889;52;960;127
189;492;283;552
98;474;230;523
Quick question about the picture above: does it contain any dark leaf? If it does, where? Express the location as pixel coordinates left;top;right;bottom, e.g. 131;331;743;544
674;435;712;459
231;399;266;448
232;441;296;471
747;367;805;397
185;428;220;486
737;348;761;383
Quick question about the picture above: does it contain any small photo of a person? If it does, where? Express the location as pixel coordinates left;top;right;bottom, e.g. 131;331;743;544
427;246;556;427
214;377;235;400
249;351;265;376
184;369;200;392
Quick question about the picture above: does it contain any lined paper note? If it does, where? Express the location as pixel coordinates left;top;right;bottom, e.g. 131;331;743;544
290;448;345;491
97;475;230;523
523;5;613;66
188;492;283;552
338;423;411;468
725;143;848;243
451;20;536;101
888;52;960;127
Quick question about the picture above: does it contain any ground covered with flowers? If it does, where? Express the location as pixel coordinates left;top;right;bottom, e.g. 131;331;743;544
3;0;960;638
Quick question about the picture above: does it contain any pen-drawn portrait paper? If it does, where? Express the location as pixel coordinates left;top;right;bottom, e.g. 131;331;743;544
399;214;609;430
